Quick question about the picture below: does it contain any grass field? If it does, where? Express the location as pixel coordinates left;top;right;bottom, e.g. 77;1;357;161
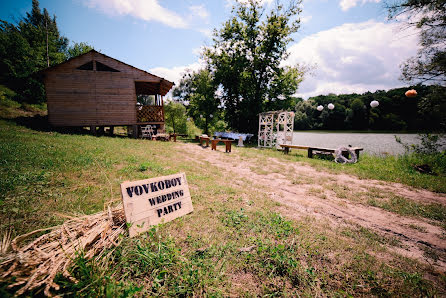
1;119;445;296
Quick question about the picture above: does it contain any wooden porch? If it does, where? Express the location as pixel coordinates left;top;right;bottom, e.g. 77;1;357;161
136;105;164;124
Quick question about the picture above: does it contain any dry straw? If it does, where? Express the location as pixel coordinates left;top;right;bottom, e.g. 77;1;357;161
0;205;126;296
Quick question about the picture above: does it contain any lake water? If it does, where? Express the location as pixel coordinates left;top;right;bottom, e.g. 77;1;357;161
292;132;421;155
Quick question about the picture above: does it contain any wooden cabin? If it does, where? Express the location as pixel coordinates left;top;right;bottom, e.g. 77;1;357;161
41;49;174;137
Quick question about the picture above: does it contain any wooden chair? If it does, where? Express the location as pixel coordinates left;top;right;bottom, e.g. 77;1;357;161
141;125;154;139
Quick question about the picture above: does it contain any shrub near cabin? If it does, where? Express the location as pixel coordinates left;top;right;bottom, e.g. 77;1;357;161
120;173;193;237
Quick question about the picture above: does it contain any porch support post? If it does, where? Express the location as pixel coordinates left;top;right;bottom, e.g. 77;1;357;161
132;125;138;139
90;126;97;136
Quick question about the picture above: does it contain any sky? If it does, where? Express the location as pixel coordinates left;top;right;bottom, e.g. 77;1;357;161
0;0;420;99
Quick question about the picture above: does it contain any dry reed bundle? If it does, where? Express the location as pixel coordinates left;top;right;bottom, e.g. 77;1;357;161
0;205;126;296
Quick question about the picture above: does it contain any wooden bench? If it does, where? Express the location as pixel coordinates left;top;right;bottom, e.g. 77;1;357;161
199;136;210;147
211;139;232;153
280;144;363;160
152;133;170;141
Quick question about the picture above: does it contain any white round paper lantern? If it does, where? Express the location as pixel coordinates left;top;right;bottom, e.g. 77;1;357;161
370;100;379;108
328;103;335;110
317;105;324;111
210;114;213;118
200;114;203;118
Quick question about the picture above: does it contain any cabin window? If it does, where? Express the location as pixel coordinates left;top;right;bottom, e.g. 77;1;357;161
76;61;93;70
96;61;119;72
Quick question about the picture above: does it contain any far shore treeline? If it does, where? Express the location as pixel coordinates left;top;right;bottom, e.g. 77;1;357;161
294;85;446;132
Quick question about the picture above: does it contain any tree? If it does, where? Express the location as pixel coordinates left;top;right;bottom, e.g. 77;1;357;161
164;101;187;134
387;0;446;85
173;69;219;135
349;98;367;129
294;99;316;129
66;42;93;59
204;0;304;133
0;0;68;103
417;85;446;131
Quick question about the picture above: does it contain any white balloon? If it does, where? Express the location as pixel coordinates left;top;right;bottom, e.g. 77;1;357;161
317;105;324;111
328;103;335;110
370;100;379;108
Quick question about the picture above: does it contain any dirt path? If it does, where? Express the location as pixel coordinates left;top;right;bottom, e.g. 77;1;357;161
176;142;446;272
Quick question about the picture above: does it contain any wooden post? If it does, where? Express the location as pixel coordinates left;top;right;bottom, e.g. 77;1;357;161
132;125;138;139
308;148;313;158
90;126;97;136
354;149;361;160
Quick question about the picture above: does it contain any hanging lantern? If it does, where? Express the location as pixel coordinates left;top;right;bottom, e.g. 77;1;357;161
405;89;417;98
317;105;324;111
200;114;203;118
210;114;213;118
328;103;335;110
370;100;379;108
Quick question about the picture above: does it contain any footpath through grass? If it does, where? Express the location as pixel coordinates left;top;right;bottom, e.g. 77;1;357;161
1;120;445;296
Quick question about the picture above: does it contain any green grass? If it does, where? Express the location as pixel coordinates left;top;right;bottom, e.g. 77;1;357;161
0;86;47;119
242;146;446;193
367;196;446;222
1;120;445;296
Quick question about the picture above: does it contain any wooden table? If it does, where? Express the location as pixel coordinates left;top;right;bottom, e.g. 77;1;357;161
169;133;177;142
211;139;232;153
199;136;210;147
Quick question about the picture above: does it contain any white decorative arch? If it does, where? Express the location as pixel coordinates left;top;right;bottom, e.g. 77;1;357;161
258;111;294;148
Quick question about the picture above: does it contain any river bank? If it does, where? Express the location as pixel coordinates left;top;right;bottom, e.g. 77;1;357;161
293;131;422;155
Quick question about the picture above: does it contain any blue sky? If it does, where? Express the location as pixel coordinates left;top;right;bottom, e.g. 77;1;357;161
0;0;419;98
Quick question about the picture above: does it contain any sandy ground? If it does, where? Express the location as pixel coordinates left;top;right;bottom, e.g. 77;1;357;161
176;142;446;272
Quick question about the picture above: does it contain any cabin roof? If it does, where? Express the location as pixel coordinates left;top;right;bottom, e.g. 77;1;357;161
41;49;174;96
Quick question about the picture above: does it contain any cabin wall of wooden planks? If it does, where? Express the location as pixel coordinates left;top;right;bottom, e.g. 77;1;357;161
43;51;173;127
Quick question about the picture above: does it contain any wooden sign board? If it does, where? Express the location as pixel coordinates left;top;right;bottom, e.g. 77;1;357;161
120;172;193;237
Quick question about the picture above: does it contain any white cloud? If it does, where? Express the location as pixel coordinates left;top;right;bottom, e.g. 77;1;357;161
301;15;313;24
197;28;213;38
285;20;420;99
189;5;209;20
149;61;205;98
340;0;381;11
84;0;187;28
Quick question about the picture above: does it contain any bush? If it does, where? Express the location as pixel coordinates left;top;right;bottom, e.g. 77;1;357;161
0;85;19;108
396;133;446;175
396;133;446;155
186;120;202;137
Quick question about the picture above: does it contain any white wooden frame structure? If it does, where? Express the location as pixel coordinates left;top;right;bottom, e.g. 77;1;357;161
258;111;294;148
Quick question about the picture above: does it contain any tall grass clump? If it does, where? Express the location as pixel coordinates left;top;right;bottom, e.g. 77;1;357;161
396;134;446;177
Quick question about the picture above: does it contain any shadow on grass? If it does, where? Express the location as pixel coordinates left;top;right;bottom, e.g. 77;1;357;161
4;115;133;139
